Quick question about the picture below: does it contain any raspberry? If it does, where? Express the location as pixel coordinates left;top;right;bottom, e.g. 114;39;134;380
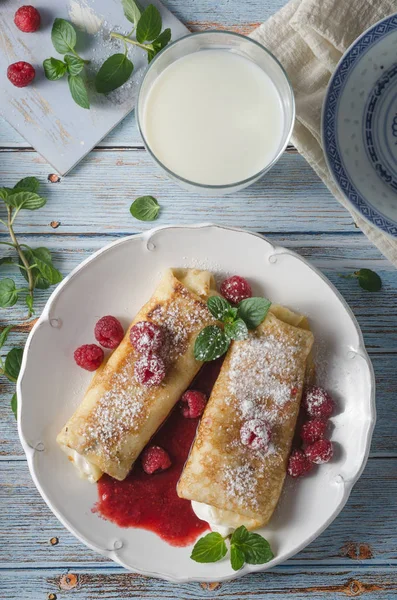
130;321;165;354
240;418;271;452
135;353;166;386
7;62;35;88
14;6;41;32
220;276;252;304
302;386;335;419
141;445;171;474
305;439;333;464
180;390;207;418
287;449;313;478
301;419;327;444
74;344;104;371
95;315;124;349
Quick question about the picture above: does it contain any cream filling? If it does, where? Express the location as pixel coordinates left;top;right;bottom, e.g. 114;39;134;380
191;501;235;537
61;446;103;483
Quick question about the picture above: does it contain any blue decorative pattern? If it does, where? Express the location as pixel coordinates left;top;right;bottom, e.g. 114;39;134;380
323;14;397;237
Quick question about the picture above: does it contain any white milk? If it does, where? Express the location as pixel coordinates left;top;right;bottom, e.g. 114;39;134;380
142;49;285;186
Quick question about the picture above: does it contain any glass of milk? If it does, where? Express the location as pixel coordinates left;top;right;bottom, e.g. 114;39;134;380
137;31;295;194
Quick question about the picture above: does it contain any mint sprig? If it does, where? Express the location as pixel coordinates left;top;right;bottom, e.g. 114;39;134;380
339;268;382;292
130;195;160;221
191;526;274;571
0;326;22;419
44;19;91;109
96;2;172;94
194;294;271;362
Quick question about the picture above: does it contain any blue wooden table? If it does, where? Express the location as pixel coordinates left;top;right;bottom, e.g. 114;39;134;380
1;0;397;598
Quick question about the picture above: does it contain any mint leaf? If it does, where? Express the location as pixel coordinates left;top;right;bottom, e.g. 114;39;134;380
194;325;230;362
238;297;271;330
147;28;171;62
64;54;85;76
136;4;162;43
11;393;17;420
191;532;227;563
356;269;382;292
207;296;232;321
14;177;40;193
51;18;77;54
43;57;67;81
225;318;248;341
68;75;90;109
0;279;18;308
26;295;34;315
95;53;134;94
19;247;54;290
0;325;12;349
0;188;11;201
122;0;142;27
33;251;62;285
130;196;160;221
4;348;23;382
4;191;46;211
230;544;245;571
0;257;14;267
231;526;274;565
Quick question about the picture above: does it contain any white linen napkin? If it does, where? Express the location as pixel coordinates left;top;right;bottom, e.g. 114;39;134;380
250;0;397;265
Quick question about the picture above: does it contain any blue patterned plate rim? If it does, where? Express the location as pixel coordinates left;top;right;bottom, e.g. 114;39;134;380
322;12;397;238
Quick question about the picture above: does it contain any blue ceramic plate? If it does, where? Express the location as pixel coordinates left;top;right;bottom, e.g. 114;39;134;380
322;13;397;237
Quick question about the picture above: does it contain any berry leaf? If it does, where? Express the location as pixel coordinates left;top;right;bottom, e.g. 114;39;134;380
237;297;271;330
136;4;162;43
0;279;18;308
207;296;232;321
4;191;46;211
147;28;172;62
224;318;249;341
231;526;274;565
230;544;245;571
14;177;40;194
51;18;77;54
194;325;230;362
95;53;134;94
122;0;142;27
11;393;17;420
68;75;90;109
0;325;13;350
64;54;85;76
130;196;160;221
356;269;382;292
4;348;23;382
190;532;227;563
43;57;67;81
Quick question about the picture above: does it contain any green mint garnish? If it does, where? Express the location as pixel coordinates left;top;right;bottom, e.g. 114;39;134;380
340;268;382;292
122;0;143;28
237;297;272;329
194;325;231;362
224;318;248;341
191;526;274;571
95;53;134;94
136;4;162;43
130;195;160;221
68;75;90;109
207;296;231;321
51;18;77;54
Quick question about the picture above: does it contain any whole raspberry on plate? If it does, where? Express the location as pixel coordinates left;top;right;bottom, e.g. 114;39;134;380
305;439;333;464
130;321;165;354
180;390;207;418
220;275;252;304
94;315;124;349
135;353;166;386
240;418;272;452
7;62;35;88
14;6;41;32
287;449;313;478
301;419;327;444
302;386;335;419
74;344;104;371
141;445;171;474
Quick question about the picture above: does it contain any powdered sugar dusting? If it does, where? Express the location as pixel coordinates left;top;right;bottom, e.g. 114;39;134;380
223;464;260;511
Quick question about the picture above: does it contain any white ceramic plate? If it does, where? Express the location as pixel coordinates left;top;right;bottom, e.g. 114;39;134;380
18;224;376;582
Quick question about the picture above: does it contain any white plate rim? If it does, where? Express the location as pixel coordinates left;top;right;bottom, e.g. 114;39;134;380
17;223;376;582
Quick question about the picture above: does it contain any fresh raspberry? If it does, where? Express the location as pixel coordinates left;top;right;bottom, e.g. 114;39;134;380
301;419;327;444
14;6;41;32
130;321;165;354
220;276;252;304
95;315;124;349
305;439;333;464
302;386;335;419
180;390;207;418
135;353;166;386
141;445;171;474
7;62;36;88
240;418;272;452
287;449;313;478
74;344;104;371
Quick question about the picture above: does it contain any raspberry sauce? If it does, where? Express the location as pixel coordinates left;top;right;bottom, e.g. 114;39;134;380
95;359;223;546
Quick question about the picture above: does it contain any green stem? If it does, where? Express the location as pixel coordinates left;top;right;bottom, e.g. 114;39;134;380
0;241;16;248
110;32;149;51
70;48;90;64
6;207;34;319
0;218;8;228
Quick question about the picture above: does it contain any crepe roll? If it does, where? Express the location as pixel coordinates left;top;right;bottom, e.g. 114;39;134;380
177;311;314;526
57;268;217;482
